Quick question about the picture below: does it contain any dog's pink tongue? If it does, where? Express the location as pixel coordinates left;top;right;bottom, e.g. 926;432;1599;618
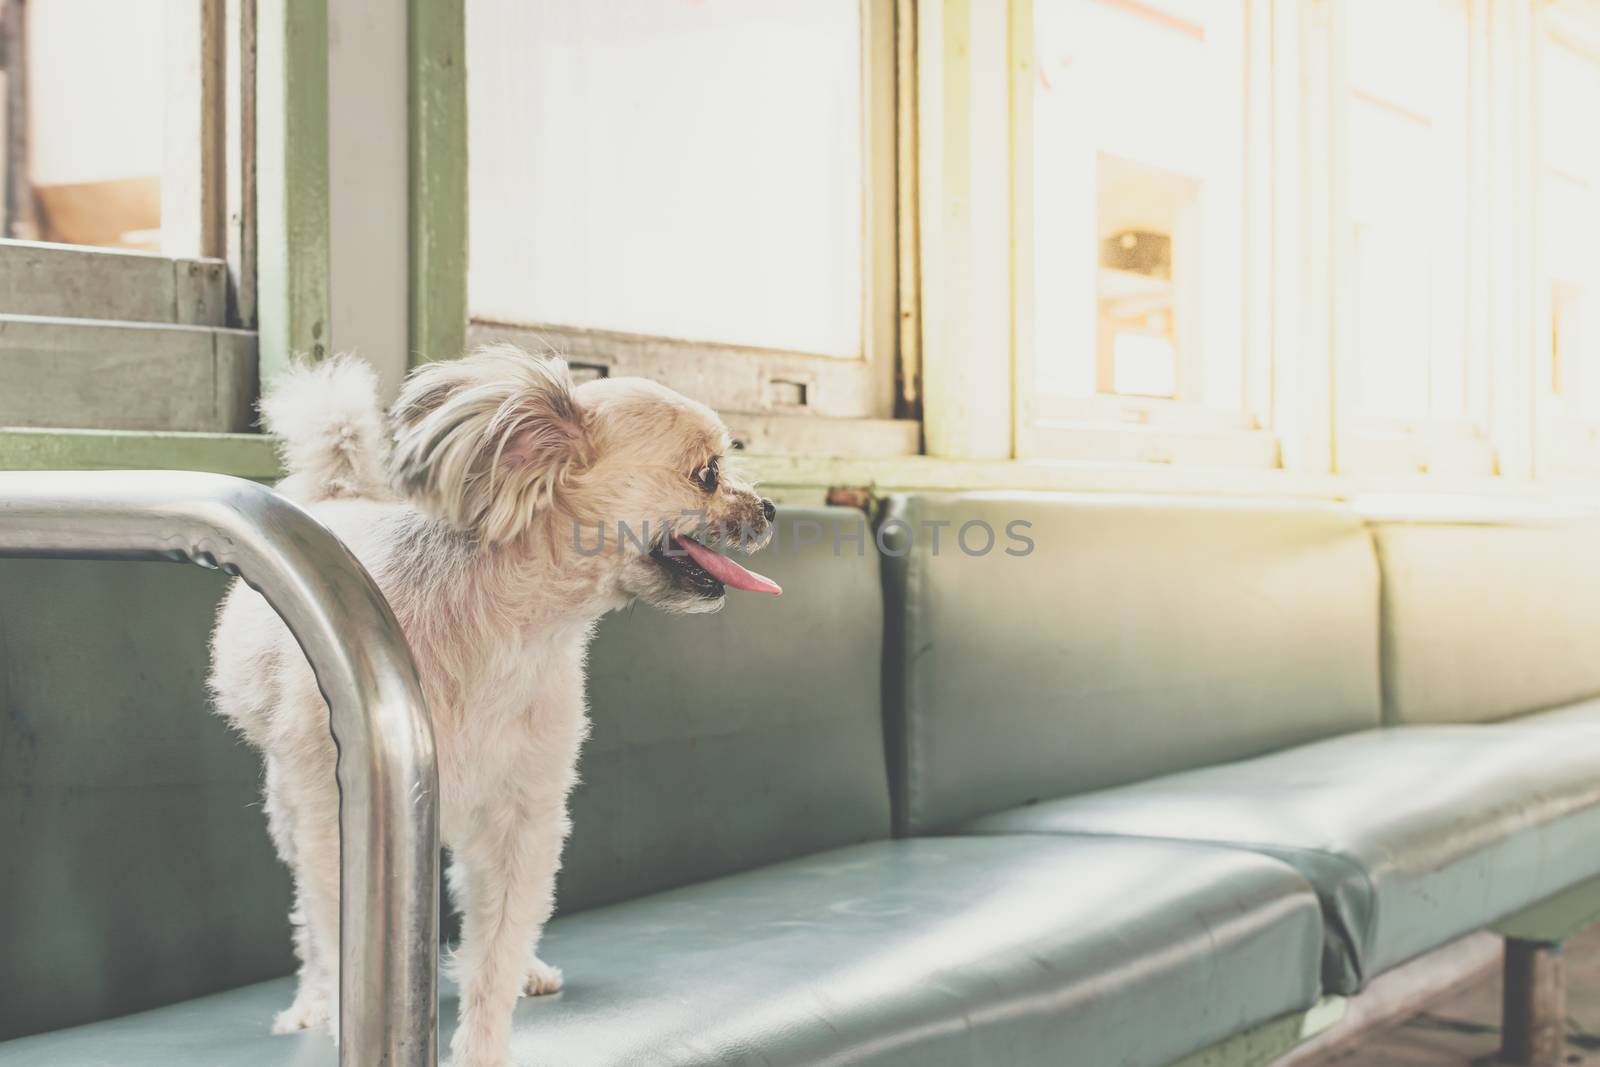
675;536;782;595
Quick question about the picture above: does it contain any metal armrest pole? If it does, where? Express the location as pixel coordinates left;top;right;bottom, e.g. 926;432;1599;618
0;470;439;1067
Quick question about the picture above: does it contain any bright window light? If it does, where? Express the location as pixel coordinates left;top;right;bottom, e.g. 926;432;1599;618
1542;35;1600;429
20;0;164;249
1031;0;1245;410
467;0;864;358
1344;0;1468;424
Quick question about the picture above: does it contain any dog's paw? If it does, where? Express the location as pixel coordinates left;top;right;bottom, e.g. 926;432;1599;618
520;958;564;997
271;997;331;1036
450;1053;511;1067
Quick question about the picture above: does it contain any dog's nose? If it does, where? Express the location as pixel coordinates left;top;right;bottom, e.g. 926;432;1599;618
760;498;776;522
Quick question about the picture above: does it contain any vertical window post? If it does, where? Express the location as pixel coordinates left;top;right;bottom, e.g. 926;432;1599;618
1290;0;1338;474
1486;0;1540;480
1007;0;1032;460
918;0;1015;460
224;0;258;330
408;0;466;370
255;0;330;384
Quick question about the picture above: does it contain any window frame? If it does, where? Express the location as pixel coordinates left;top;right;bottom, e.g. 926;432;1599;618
1327;0;1501;477
1004;0;1589;484
2;0;253;308
0;0;261;434
1534;2;1600;480
11;0;1600;491
1009;0;1280;467
463;0;911;447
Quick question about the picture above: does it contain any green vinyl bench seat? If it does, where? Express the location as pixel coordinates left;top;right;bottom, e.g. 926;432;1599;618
952;725;1600;993
881;492;1600;999
2;505;1323;1066
8;485;1600;1067
0;837;1325;1067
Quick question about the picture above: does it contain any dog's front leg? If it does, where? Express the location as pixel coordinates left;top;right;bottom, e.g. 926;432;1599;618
448;789;569;1067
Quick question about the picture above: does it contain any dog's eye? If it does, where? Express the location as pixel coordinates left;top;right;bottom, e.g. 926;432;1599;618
693;458;719;493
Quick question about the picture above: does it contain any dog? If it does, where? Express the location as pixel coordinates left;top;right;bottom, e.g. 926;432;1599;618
208;344;780;1067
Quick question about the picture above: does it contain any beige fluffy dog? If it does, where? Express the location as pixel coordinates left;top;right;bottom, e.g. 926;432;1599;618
208;345;779;1067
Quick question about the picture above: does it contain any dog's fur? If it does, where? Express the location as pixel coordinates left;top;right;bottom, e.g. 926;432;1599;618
209;345;773;1067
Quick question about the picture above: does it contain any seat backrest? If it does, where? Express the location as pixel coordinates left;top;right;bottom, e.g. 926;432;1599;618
881;492;1384;834
0;560;291;1042
551;506;891;913
0;508;888;1040
1369;514;1600;724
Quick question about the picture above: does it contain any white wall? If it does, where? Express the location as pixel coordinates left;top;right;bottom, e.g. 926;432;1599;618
327;0;409;400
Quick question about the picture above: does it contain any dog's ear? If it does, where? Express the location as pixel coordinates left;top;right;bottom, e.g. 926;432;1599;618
388;344;589;544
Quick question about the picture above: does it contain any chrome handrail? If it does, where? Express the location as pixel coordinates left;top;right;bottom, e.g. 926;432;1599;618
0;470;439;1067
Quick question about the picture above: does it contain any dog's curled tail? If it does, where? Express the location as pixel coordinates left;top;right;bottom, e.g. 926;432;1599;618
259;354;390;504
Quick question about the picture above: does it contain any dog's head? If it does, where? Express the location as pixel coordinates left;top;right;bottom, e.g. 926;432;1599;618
388;343;779;614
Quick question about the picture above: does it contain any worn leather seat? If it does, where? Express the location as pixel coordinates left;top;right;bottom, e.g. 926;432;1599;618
879;493;1385;836
880;493;1600;995
0;837;1325;1067
2;506;1326;1066
954;725;1600;993
12;489;1600;1066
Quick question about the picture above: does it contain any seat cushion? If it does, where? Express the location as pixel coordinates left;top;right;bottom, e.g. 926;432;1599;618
881;492;1383;834
953;726;1600;994
0;837;1326;1067
1370;516;1600;724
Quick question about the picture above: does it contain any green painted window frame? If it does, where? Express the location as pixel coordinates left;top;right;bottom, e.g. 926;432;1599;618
408;0;467;370
256;0;329;385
